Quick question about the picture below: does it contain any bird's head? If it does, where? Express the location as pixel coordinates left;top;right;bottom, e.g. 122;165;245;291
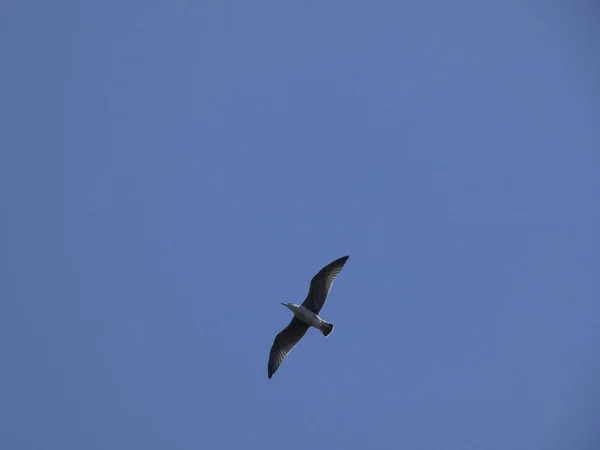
281;302;294;310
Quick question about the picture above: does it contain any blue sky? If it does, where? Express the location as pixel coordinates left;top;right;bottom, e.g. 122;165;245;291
2;1;599;449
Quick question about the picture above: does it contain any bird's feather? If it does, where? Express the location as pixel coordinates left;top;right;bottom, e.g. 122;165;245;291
301;255;349;314
268;317;310;379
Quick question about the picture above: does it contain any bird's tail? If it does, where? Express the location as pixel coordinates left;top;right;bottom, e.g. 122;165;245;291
320;321;334;337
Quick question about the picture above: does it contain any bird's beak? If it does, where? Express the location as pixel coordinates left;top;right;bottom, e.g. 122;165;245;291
281;303;286;306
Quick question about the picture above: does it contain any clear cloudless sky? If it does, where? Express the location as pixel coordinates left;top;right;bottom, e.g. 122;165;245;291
1;1;599;449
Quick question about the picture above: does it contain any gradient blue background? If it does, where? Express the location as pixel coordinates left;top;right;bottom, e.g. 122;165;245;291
2;1;599;449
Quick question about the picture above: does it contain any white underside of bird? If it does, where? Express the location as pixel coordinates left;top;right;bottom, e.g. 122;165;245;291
281;303;326;329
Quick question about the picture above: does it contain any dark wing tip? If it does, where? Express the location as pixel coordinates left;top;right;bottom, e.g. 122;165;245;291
268;360;275;379
328;255;349;267
330;255;349;269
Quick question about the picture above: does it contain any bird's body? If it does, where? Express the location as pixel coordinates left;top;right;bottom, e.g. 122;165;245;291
268;255;349;379
281;303;328;330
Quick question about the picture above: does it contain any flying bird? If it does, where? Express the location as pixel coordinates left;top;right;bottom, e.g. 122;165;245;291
268;255;349;379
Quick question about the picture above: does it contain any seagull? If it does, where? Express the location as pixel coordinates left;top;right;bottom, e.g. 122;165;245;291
268;255;349;379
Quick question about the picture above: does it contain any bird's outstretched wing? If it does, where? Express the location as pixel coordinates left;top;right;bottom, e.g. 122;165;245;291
301;255;349;314
268;317;310;379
